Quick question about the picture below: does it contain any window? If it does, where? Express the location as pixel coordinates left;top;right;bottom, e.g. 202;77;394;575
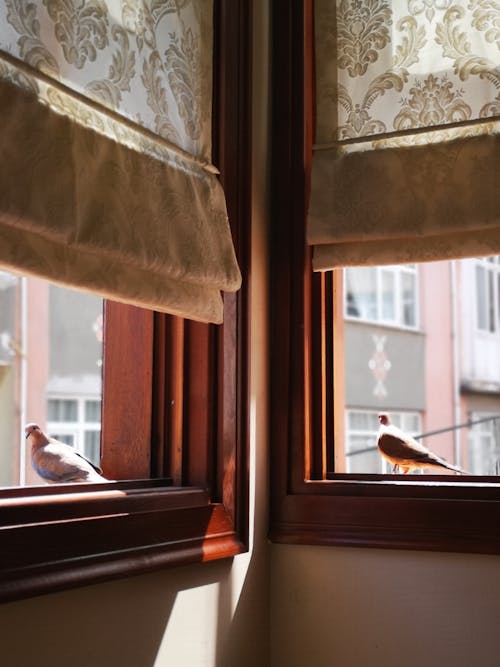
468;414;500;476
0;0;251;603
475;257;500;334
47;397;101;466
270;0;500;556
345;265;418;329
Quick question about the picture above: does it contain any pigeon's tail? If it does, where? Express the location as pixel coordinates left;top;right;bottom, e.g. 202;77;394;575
426;455;469;475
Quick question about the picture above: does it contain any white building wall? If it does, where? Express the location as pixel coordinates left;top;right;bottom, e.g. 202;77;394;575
460;258;500;389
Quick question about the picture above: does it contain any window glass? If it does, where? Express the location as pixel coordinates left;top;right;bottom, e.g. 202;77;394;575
381;270;395;322
468;415;500;475
488;270;495;332
345;267;377;320
341;258;500;475
85;399;101;422
345;265;418;329
475;258;500;334
50;434;75;447
84;430;101;467
0;272;103;486
401;271;416;327
476;264;487;331
47;399;78;422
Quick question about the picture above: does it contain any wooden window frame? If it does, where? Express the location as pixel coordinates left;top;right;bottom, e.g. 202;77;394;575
269;0;500;556
0;0;251;603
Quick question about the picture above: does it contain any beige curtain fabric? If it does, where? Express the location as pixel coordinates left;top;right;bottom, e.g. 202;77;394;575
309;0;500;270
0;0;241;323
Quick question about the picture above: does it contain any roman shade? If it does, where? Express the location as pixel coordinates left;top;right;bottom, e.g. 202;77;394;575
309;0;500;270
0;0;241;323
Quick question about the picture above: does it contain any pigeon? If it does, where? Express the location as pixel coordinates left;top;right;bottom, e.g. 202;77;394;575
26;422;107;483
377;413;467;474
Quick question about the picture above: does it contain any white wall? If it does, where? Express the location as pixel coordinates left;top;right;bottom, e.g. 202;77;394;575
460;258;500;387
0;2;271;666
271;544;500;667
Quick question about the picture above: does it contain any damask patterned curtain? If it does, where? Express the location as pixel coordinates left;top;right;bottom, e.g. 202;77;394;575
0;0;241;323
309;0;500;269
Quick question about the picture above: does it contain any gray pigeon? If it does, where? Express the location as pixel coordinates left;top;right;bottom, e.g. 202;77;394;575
26;422;107;483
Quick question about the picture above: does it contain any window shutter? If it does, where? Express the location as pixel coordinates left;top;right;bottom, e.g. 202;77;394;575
0;1;241;323
308;0;500;270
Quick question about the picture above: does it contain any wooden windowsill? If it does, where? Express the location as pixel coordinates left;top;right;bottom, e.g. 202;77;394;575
271;474;500;555
0;480;245;603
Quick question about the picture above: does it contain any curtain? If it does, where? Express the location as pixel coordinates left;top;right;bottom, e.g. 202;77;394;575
309;0;500;270
0;1;241;324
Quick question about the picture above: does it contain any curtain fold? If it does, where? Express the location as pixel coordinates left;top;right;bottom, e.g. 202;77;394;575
0;0;241;323
309;0;500;270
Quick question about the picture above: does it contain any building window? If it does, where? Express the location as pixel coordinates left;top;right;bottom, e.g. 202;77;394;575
346;410;422;474
47;396;101;467
475;257;500;333
468;414;500;475
345;265;418;329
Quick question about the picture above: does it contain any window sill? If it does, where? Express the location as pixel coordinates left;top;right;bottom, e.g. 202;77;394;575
270;475;500;555
0;480;245;603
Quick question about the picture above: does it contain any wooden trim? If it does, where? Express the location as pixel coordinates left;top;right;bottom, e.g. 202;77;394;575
0;0;251;603
269;0;500;556
101;302;154;480
214;0;251;542
0;481;244;603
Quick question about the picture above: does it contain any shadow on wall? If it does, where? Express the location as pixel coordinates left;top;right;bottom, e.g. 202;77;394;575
0;560;232;667
0;542;270;667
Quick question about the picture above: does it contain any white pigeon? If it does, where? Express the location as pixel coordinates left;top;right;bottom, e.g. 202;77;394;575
377;413;467;474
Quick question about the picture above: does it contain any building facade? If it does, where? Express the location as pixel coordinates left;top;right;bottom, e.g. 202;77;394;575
343;258;500;475
2;257;500;486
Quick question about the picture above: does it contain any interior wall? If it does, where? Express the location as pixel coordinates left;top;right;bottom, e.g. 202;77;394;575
0;2;271;666
270;544;500;667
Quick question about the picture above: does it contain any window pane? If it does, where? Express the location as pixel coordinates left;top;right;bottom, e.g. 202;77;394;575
50;433;75;447
346;450;381;474
347;434;374;453
341;258;500;475
47;399;78;422
381;270;395;321
348;412;370;431
85;400;101;423
468;416;500;475
488;269;495;332
497;273;500;334
0;273;103;487
345;268;377;320
84;431;101;466
401;272;416;327
476;265;487;330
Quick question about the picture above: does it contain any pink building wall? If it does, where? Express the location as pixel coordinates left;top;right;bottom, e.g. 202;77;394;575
420;261;457;467
23;278;49;485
